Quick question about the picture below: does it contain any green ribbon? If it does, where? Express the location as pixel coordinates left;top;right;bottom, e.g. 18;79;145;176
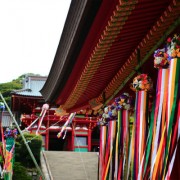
162;58;180;178
143;99;155;177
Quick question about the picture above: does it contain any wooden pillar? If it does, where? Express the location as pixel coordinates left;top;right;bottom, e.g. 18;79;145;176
0;111;2;128
45;119;49;150
11;95;15;111
71;125;75;151
88;128;92;152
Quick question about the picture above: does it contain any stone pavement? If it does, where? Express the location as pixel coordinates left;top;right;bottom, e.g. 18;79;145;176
41;151;98;180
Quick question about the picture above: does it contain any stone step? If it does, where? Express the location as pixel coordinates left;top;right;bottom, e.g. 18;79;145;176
41;151;98;180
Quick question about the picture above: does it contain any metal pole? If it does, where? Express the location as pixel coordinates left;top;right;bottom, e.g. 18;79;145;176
0;92;45;180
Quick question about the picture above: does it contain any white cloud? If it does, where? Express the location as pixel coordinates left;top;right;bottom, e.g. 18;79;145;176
0;0;71;83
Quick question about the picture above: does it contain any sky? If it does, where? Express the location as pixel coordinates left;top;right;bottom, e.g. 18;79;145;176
0;0;71;83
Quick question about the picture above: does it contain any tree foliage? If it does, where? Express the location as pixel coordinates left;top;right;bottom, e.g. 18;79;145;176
13;162;32;180
15;133;42;168
0;81;22;106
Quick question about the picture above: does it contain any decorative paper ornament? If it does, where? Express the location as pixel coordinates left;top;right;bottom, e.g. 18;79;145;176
42;103;49;110
97;93;134;126
166;34;180;58
98;105;118;126
130;74;153;92
101;106;110;123
108;105;117;120
154;49;169;69
4;128;18;139
0;102;5;111
115;93;133;110
97;120;107;126
153;35;180;69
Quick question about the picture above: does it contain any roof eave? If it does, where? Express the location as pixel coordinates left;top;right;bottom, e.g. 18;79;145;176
40;0;102;103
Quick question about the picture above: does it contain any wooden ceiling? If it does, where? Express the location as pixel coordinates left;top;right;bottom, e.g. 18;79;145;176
41;0;180;113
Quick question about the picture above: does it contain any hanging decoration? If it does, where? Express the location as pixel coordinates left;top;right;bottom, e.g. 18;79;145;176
150;65;169;179
167;34;180;58
22;104;49;134
4;128;18;139
97;93;133;126
130;73;153;92
98;93;133;179
132;73;153;180
99;125;107;180
162;35;180;179
2;128;18;180
154;49;169;68
0;102;5;111
57;112;76;138
115;92;133;110
115;93;133;179
102;120;116;179
97;34;180;180
35;104;49;135
97;105;117;126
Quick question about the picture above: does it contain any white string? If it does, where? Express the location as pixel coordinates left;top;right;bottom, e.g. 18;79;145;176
23;107;45;131
23;116;40;131
62;129;67;139
73;125;89;180
26;116;66;142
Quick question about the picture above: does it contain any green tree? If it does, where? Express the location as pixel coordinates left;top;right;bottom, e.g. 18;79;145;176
13;162;32;180
0;81;22;106
15;133;42;168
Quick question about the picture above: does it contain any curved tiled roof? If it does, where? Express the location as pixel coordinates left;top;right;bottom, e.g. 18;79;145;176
40;0;102;102
12;76;47;97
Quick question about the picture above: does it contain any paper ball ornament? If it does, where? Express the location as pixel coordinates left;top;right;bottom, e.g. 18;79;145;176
131;74;153;92
42;104;49;110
